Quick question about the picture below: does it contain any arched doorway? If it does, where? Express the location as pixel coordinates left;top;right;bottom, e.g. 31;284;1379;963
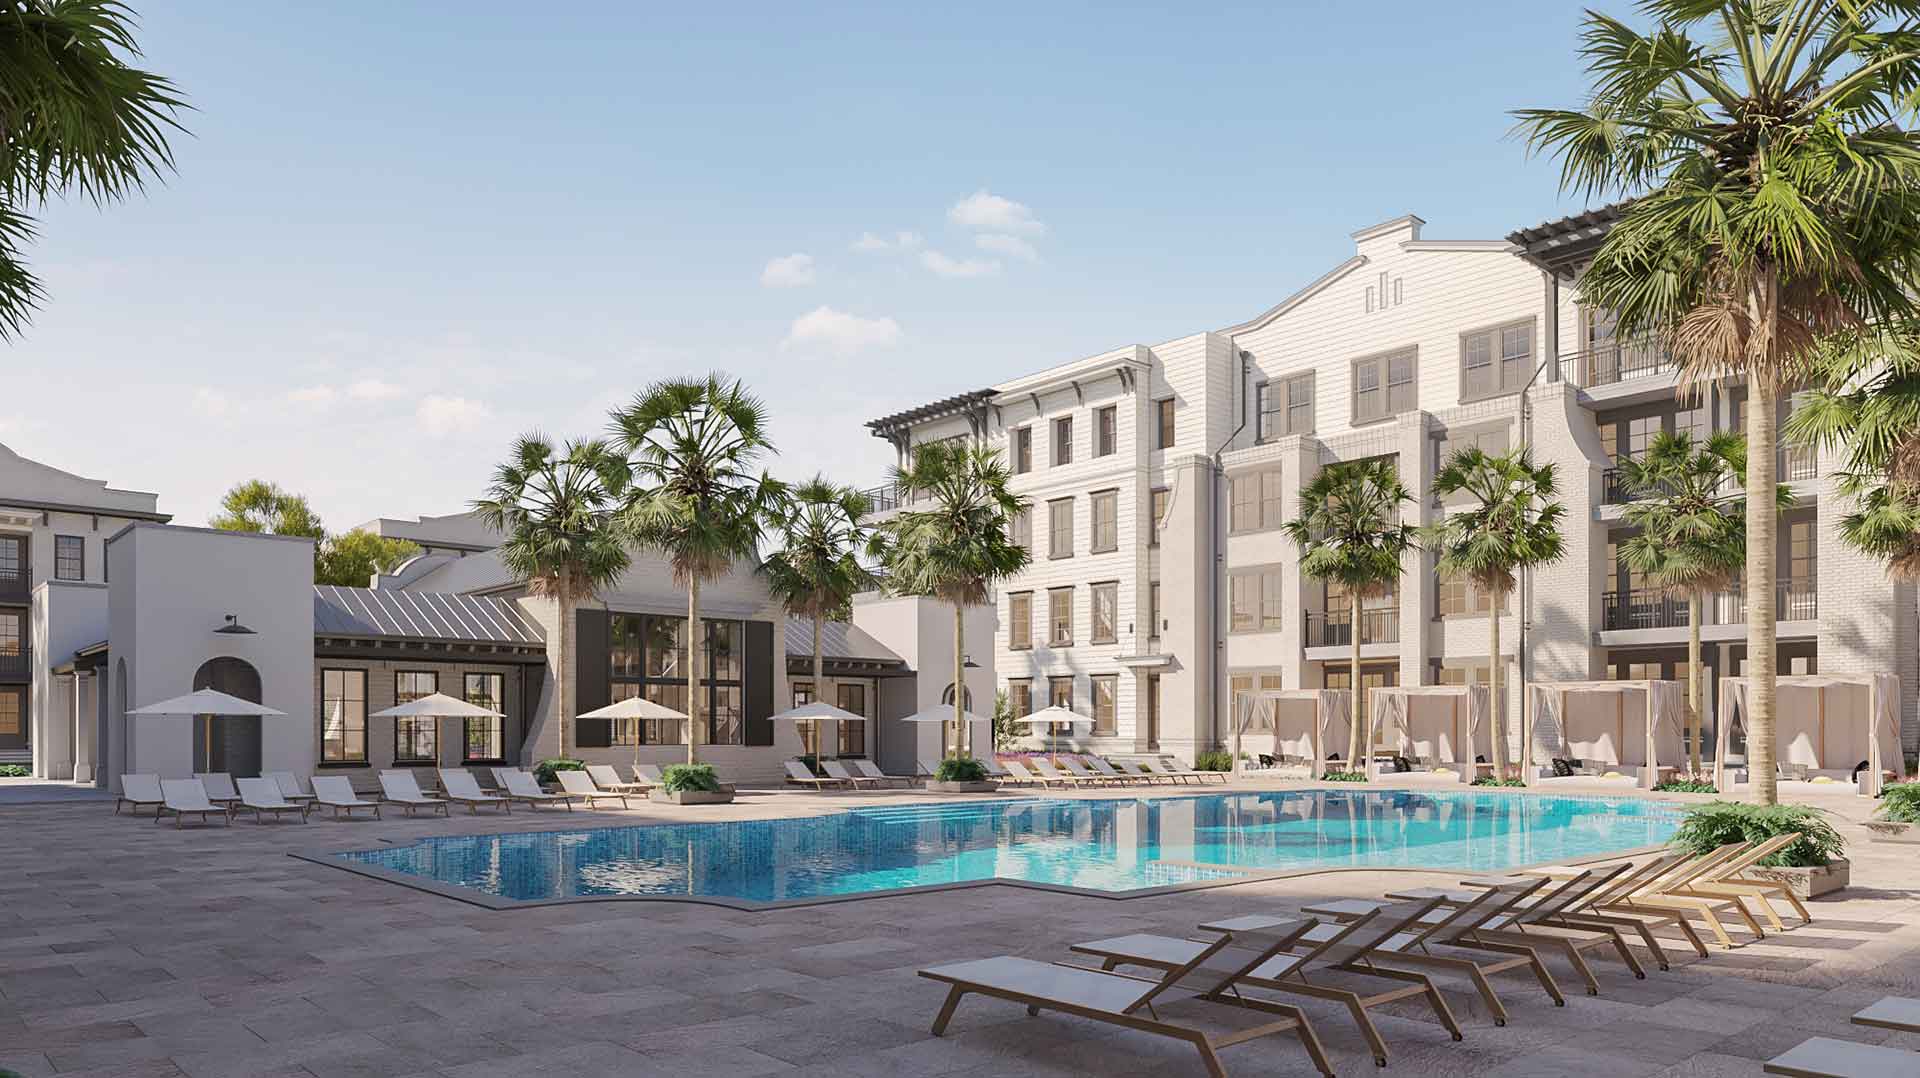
193;657;262;777
941;683;974;710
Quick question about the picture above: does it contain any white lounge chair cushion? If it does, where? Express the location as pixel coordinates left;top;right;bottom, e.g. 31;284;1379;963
121;774;164;802
160;779;217;811
853;760;894;781
194;773;240;800
556;771;605;796
586;765;637;788
440;770;504;800
502;771;562;799
1764;1036;1917;1078
821;761;862;782
634;764;664;782
785;761;826;782
310;776;368;805
264;771;310;798
379;772;438;801
921;957;1151;1014
1854;996;1920;1034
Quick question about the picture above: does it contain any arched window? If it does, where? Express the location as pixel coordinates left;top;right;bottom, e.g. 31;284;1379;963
941;683;973;710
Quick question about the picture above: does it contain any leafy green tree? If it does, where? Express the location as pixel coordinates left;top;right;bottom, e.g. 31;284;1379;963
1514;0;1920;804
881;441;1029;759
990;689;1022;751
315;529;421;588
472;436;631;757
209;479;324;539
1617;431;1790;774
1426;447;1565;779
0;1;187;337
761;477;883;762
610;375;785;765
1282;459;1417;769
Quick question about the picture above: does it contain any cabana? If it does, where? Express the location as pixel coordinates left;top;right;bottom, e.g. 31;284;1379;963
1713;674;1906;795
1232;689;1351;777
1523;679;1684;790
1369;685;1493;784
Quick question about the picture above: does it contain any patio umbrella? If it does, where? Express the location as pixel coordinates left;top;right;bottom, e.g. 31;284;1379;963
370;693;505;772
1017;706;1086;730
128;689;289;775
577;695;689;771
768;701;866;764
898;707;996;763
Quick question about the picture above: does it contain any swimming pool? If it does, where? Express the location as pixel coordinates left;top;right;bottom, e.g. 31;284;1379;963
329;790;1681;908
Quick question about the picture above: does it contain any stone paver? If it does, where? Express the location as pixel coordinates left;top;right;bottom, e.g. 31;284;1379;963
1;777;1917;1076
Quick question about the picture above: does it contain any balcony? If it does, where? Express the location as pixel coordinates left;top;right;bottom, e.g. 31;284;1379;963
859;483;901;514
0;646;28;682
1723;580;1818;623
1304;608;1399;648
1560;339;1675;388
1605;582;1815;632
1603;447;1818;505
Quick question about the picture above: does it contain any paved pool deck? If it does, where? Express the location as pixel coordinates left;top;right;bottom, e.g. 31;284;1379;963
1;775;1916;1077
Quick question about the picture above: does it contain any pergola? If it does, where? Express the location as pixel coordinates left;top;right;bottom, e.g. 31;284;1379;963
1233;689;1351;777
1369;685;1492;784
1523;679;1684;790
1713;673;1906;795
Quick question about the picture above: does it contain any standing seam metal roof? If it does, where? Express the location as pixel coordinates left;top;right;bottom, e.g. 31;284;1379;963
313;586;544;646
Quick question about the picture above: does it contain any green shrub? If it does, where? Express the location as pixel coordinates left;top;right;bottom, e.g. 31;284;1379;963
935;757;989;783
660;763;721;794
1653;780;1719;794
1672;801;1845;868
0;764;29;778
1321;770;1368;782
533;758;585;785
1471;776;1527;788
1193;750;1233;772
1876;782;1920;824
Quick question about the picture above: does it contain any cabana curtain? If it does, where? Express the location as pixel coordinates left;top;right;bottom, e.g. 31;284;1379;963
1714;674;1908;794
1233;689;1351;776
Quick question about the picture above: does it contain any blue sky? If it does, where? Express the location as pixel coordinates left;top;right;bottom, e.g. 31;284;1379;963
7;1;1601;529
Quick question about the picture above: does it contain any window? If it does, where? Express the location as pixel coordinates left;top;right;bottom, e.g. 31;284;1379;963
836;683;867;755
54;535;83;581
1229;470;1285;534
0;611;18;658
1053;416;1073;466
608;613;744;745
1155;397;1176;448
0;535;21;586
1048;497;1074;559
463;673;505;761
1048;587;1074;647
1149;488;1169;547
1230;569;1284;631
1461;320;1534;401
1148;581;1161;640
1010;507;1032;552
1008;592;1033;649
1013;427;1032;474
1095;405;1117;457
1008;678;1033;719
1437;573;1506;616
1352;349;1416;424
1254;373;1314;439
318;669;365;764
1434;425;1510;503
0;689;17;742
1091;582;1118;644
1091;675;1117;736
394;671;438;763
1090;490;1118;552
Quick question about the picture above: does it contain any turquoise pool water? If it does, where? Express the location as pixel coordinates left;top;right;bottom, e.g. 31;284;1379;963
336;790;1680;906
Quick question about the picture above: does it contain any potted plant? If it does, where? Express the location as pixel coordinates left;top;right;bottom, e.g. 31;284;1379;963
927;756;999;794
1866;783;1920;844
1672;802;1849;898
649;763;736;805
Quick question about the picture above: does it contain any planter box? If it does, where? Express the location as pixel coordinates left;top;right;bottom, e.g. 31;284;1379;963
1746;858;1850;899
925;780;1001;794
649;785;736;805
1865;821;1920;845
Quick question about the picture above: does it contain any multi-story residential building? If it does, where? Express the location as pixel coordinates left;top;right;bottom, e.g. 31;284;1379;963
869;211;1919;764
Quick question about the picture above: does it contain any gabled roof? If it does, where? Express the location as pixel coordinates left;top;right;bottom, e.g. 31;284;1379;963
313;586;544;646
783;615;908;667
0;442;167;521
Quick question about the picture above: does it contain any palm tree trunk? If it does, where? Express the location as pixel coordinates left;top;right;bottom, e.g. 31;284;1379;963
686;578;702;767
1747;371;1779;805
812;610;827;767
1488;584;1507;778
554;583;572;763
1687;591;1703;775
952;601;966;760
1347;591;1364;768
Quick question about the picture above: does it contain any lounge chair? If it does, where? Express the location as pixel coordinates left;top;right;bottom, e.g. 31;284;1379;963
1674;832;1812;930
438;768;513;814
920;927;1336;1077
232;777;310;824
1082;757;1142;784
999;759;1044;787
310;776;381;819
1074;899;1464;1067
586;763;653;793
1853;995;1920;1035
500;769;577;810
557;769;631;807
378;770;451;816
488;766;527;792
1058;758;1125;785
1763;1036;1917;1078
262;770;316;803
115;773;165;815
1157;760;1229;785
1130;760;1192;784
1588;841;1765;949
1386;865;1647;994
193;772;242;805
852;759;913;788
785;759;844;790
916;757;942;779
821;760;884;790
981;757;1013;779
1032;759;1099;787
156;778;230;828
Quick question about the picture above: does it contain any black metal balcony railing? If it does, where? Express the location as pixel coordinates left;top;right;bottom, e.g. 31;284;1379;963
859;484;901;514
1304;608;1399;648
1725;580;1818;623
1603;447;1818;505
1605;582;1816;631
1561;339;1676;388
0;646;28;682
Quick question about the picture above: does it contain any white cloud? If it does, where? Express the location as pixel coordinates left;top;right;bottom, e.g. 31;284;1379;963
782;306;903;355
851;230;922;253
974;233;1038;261
287;385;337;407
191;388;230;417
759;252;816;288
948;189;1044;235
920;250;1001;279
415;394;491;435
347;378;403;401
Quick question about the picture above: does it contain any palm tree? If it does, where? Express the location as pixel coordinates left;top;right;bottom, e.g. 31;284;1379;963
1514;1;1920;804
1791;326;1920;577
1282;459;1417;770
472;436;632;758
882;441;1030;759
1427;447;1566;779
761;477;885;764
0;1;187;337
610;375;784;766
1617;431;1791;775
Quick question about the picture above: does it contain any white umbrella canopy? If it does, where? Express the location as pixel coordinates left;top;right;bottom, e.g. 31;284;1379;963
127;689;287;717
768;702;867;724
370;692;503;718
578;696;689;720
1017;706;1086;727
898;707;995;725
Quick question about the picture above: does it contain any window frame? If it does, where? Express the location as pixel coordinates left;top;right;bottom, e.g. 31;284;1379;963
1052;415;1073;466
1458;317;1536;403
319;667;367;765
1047;586;1074;648
392;670;440;764
1007;678;1033;720
608;613;746;746
1008;591;1033;650
462;671;506;763
1350;346;1418;426
1090;581;1118;645
1228;567;1284;633
1012;426;1032;473
1091;674;1118;736
1089;489;1118;553
1148;580;1162;640
53;535;84;582
1010;507;1032;553
1095;405;1117;457
1047;497;1074;560
1155;397;1176;449
1149;487;1169;547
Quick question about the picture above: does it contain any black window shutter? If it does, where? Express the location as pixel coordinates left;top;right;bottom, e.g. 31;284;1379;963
743;619;775;746
574;608;612;748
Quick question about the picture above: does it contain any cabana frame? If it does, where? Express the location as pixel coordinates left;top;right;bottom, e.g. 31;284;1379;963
1712;673;1906;795
1522;679;1684;790
1369;685;1493;784
1233;689;1352;777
